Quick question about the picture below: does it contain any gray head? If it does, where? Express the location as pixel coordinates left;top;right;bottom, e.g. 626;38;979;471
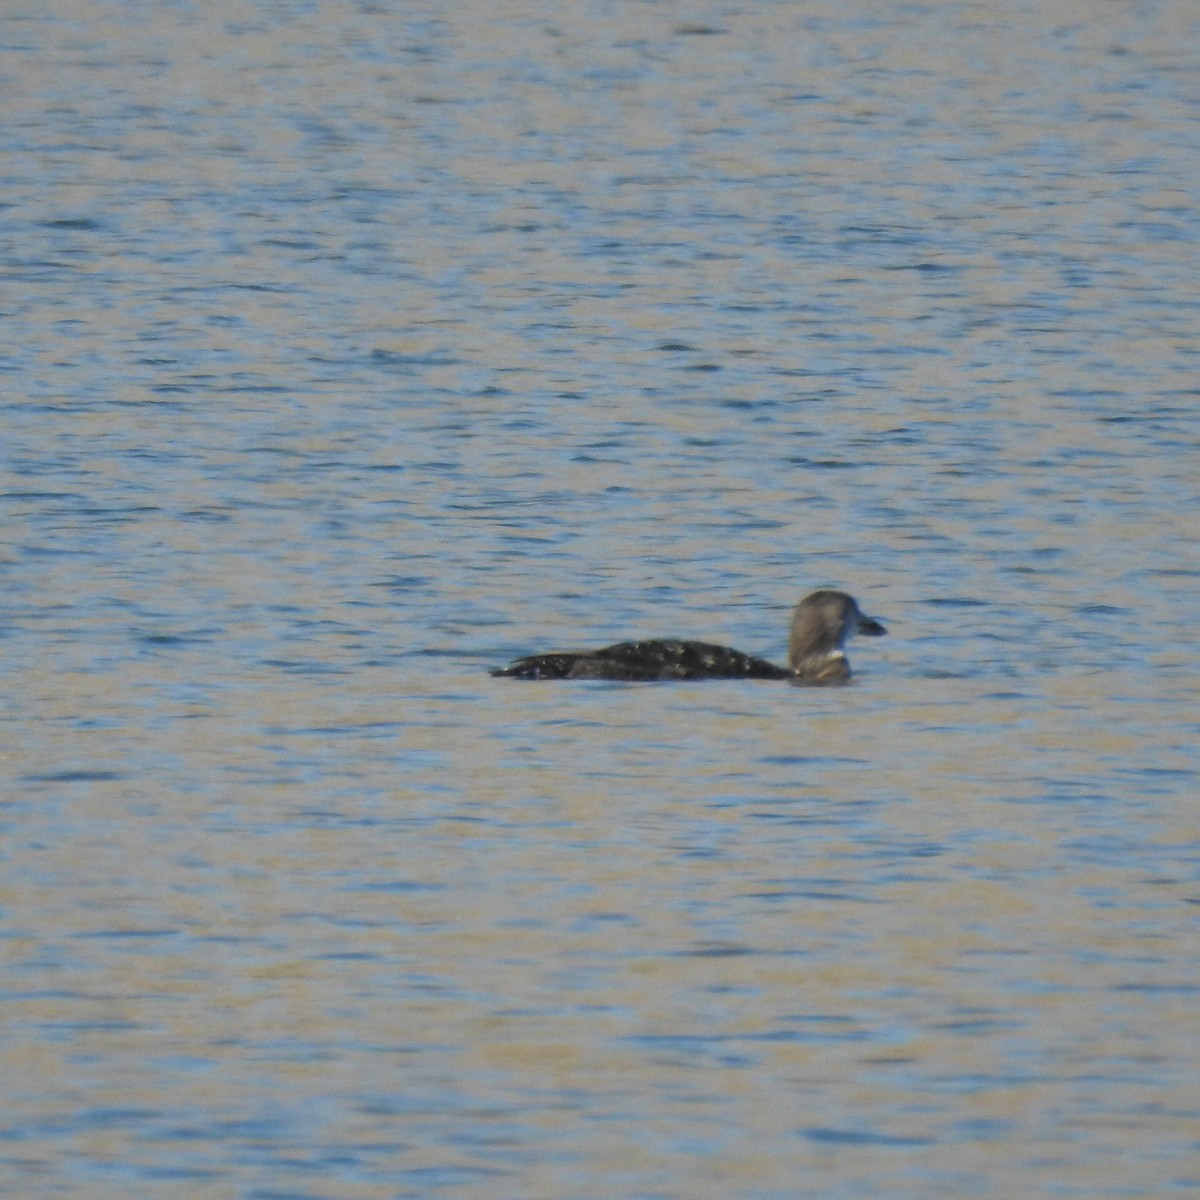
787;590;886;680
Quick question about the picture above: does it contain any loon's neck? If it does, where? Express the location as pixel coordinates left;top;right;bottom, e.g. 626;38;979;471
792;650;849;685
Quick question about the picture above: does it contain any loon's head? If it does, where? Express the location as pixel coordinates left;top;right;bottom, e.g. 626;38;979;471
788;590;886;680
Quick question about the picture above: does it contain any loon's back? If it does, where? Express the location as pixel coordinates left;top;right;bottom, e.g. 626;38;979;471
491;639;791;682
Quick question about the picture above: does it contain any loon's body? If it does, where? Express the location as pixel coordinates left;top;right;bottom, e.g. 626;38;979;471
491;590;885;684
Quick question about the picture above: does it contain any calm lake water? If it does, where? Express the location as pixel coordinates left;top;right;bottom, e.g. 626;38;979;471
2;2;1198;1197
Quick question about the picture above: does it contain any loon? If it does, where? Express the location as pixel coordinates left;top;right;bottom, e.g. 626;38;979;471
491;590;885;684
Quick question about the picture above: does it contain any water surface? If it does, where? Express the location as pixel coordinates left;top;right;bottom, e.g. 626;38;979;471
2;2;1198;1197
